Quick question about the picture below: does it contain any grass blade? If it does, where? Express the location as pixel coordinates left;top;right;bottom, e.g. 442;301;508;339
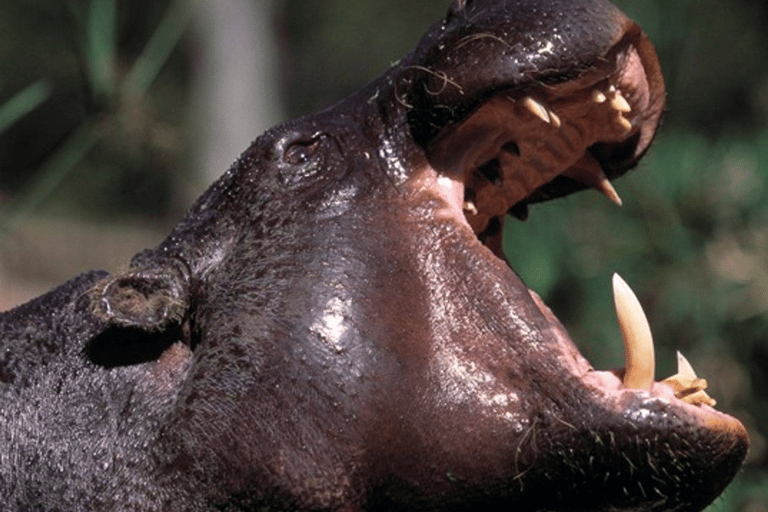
121;0;193;99
0;81;52;134
0;121;103;241
86;0;118;100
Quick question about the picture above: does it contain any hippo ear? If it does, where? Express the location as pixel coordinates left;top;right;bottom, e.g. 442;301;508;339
90;268;189;331
86;268;191;368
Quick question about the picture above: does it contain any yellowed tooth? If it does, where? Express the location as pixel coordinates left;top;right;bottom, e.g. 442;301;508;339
611;91;632;113
592;90;607;104
676;351;697;381
463;201;478;215
662;351;717;406
617;116;633;132
598;180;622;206
612;273;655;390
521;96;551;124
663;352;703;393
549;111;562;128
682;389;716;407
562;154;623;206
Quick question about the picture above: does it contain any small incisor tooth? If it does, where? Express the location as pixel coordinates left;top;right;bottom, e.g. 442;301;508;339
662;351;717;406
521;96;551;124
592;90;607;104
613;273;655;390
463;201;478;215
617;115;633;132
681;389;716;406
676;350;697;381
562;154;623;206
610;91;632;113
549;111;562;128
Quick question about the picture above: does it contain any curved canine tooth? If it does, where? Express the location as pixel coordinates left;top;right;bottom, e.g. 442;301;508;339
562;154;623;206
521;96;551;124
463;201;478;215
592;90;607;104
611;92;632;113
612;273;655;390
600;181;623;206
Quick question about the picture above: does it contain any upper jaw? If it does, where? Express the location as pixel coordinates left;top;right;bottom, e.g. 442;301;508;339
423;26;665;235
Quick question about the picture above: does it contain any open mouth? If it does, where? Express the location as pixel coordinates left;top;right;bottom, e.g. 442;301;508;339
422;26;744;432
427;28;662;237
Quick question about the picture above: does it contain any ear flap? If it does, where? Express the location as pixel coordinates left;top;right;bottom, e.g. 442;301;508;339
87;268;191;368
91;269;188;330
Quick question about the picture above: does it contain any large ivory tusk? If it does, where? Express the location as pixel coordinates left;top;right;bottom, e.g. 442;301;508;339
612;273;655;390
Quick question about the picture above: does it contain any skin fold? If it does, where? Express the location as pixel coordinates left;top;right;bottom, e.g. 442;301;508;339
0;0;748;510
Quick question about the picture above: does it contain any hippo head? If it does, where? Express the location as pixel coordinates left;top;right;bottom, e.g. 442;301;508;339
81;0;747;510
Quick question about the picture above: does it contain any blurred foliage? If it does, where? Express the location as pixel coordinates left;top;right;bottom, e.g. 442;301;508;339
2;0;768;510
0;0;192;228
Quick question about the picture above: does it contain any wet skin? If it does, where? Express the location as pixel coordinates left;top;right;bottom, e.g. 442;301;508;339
0;0;748;510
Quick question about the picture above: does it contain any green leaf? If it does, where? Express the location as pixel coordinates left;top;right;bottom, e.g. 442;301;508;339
86;0;117;101
0;80;51;134
121;0;193;99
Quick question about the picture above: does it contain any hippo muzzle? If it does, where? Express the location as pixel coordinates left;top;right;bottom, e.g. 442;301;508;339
0;0;748;511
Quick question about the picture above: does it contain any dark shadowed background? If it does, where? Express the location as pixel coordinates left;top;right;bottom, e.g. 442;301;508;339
1;1;767;509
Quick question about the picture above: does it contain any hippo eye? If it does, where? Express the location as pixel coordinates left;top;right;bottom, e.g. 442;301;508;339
284;136;324;165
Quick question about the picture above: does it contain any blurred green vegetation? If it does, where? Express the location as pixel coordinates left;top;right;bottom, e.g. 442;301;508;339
1;0;768;510
0;0;192;229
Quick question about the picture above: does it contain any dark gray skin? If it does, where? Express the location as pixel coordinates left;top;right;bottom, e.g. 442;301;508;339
0;0;749;510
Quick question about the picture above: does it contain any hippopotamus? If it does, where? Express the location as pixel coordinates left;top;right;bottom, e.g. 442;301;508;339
0;0;749;510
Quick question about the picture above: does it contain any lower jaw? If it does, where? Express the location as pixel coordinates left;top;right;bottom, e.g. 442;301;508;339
526;271;748;438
